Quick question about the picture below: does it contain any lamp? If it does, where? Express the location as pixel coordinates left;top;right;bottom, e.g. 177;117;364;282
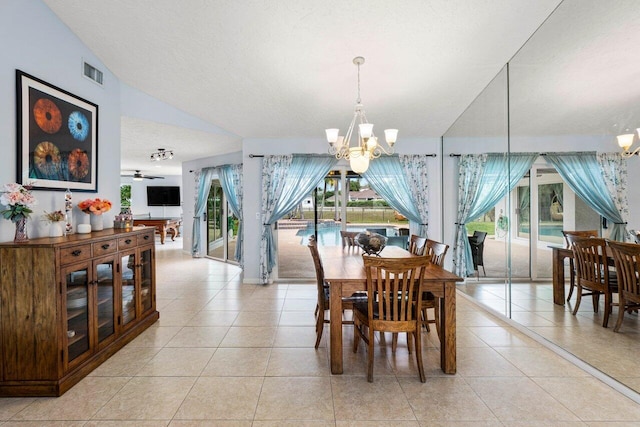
617;129;640;157
325;56;396;174
150;148;174;161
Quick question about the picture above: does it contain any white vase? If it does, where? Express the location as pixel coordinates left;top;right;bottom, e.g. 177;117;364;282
90;214;104;231
49;221;64;237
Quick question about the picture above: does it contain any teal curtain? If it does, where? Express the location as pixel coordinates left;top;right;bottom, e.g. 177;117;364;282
191;167;216;257
453;153;538;277
260;155;337;283
363;156;427;236
218;164;243;267
545;152;626;241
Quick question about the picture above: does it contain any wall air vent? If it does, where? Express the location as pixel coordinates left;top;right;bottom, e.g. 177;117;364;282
83;60;103;86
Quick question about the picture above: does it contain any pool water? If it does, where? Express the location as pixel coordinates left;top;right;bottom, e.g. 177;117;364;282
295;225;402;246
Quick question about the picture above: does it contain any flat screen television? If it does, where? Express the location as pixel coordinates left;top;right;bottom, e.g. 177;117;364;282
146;186;181;206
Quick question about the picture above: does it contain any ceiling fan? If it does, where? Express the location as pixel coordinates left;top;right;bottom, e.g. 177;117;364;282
121;170;165;181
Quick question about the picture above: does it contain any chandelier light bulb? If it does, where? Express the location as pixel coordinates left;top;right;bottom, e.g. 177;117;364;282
617;134;634;150
359;123;373;139
325;129;339;144
349;148;370;174
384;129;398;145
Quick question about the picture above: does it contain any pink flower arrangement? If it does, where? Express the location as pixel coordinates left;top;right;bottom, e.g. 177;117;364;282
78;198;112;215
0;183;37;223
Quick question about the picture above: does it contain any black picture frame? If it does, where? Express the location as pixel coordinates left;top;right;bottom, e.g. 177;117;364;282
16;70;98;192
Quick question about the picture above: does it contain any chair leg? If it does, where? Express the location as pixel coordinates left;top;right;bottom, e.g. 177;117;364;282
414;330;426;383
315;309;324;349
602;292;612;328
433;302;441;338
353;318;360;353
421;308;431;332
567;261;575;302
614;296;626;332
367;326;375;382
572;285;583;315
592;293;600;313
481;265;486;276
392;333;398;353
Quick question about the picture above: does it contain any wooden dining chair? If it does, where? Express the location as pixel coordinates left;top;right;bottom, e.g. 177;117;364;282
353;255;430;382
562;230;598;302
571;237;618;327
408;235;427;256
608;240;640;332
422;239;449;335
340;230;359;249
308;237;366;348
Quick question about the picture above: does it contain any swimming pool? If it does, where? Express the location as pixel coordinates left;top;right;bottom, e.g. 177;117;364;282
295;225;403;246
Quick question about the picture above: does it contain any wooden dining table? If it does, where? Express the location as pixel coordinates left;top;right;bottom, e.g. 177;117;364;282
320;245;463;375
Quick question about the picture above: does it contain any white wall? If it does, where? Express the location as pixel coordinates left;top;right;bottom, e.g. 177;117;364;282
0;0;121;240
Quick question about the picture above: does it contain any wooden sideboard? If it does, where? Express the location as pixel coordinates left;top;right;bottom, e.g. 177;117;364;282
0;227;159;396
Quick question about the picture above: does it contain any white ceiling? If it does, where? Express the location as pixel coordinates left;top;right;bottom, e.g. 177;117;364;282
43;0;563;176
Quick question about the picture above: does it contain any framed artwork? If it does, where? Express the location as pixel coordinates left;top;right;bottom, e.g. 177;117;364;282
16;70;98;191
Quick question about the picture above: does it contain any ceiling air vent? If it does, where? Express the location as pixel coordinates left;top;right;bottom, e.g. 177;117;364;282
83;61;103;85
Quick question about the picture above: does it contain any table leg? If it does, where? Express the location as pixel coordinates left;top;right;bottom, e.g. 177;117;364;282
440;282;456;374
552;249;566;305
330;281;343;374
159;225;166;245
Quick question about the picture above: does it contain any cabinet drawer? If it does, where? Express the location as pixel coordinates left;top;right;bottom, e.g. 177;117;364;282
93;239;117;256
60;244;92;265
137;231;154;246
118;236;137;250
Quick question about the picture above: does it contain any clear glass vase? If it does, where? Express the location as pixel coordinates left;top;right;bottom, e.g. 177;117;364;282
14;217;28;242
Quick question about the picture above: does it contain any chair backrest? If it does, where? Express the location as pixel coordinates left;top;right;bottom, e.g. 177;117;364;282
562;230;598;248
363;256;429;325
471;231;487;244
340;230;359;248
408;235;427;256
608;241;640;301
425;239;449;267
307;237;327;309
572;237;610;287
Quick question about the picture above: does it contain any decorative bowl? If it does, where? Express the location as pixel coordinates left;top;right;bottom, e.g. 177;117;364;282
354;232;388;256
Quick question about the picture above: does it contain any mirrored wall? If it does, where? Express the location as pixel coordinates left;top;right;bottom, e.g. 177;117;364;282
443;0;640;393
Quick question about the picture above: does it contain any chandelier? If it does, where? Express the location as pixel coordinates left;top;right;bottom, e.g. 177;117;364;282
617;129;640;157
325;56;397;174
150;148;174;161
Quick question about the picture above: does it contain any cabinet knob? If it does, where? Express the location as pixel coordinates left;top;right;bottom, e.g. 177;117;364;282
143;235;150;240
101;244;110;250
71;250;82;256
125;239;132;244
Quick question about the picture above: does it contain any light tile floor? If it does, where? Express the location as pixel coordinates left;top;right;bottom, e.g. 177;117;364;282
2;238;640;425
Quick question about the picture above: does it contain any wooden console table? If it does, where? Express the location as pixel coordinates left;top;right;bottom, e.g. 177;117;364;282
133;217;181;244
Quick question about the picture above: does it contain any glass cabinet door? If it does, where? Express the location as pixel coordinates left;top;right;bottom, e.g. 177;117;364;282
94;257;116;345
120;252;137;327
63;264;90;364
139;246;154;314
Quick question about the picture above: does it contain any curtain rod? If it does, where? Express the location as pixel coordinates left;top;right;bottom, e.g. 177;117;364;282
448;153;548;157
249;154;264;158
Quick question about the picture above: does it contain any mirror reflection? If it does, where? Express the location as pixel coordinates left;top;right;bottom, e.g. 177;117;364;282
444;0;640;393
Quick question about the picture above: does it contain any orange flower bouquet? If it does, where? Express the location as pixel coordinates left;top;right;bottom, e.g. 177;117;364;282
78;198;112;215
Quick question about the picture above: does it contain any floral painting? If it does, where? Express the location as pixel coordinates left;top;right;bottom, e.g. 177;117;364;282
17;70;98;191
